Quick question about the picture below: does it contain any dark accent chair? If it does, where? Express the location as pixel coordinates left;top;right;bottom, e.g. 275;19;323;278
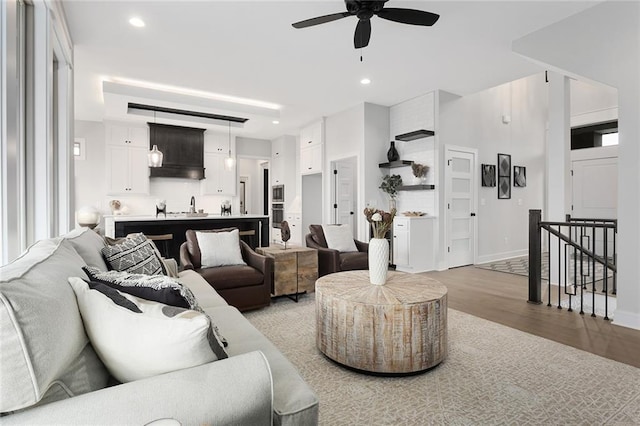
180;228;273;311
305;224;369;277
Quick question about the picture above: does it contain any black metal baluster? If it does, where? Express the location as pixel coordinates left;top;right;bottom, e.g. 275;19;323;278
557;225;562;309
547;227;552;307
603;227;609;320
591;225;596;317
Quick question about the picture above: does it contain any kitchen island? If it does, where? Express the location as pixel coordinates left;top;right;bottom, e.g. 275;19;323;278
104;214;270;262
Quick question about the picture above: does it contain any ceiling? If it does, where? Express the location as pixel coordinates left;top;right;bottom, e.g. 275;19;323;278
63;0;599;140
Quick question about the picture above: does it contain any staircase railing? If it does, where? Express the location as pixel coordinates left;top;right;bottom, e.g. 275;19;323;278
528;209;617;320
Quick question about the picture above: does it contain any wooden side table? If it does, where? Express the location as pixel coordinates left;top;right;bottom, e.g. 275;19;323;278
316;270;448;374
256;245;318;301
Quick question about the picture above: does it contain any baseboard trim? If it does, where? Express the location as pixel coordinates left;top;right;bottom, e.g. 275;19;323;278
612;310;640;331
476;250;528;265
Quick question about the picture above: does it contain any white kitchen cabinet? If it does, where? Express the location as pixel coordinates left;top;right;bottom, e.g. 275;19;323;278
106;144;149;195
201;152;236;195
299;120;323;150
271;227;282;245
105;123;150;195
204;131;229;154
271;136;296;189
107;124;148;147
393;216;435;273
300;143;322;175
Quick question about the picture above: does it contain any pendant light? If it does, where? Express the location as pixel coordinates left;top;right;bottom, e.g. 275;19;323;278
148;110;163;167
224;120;235;170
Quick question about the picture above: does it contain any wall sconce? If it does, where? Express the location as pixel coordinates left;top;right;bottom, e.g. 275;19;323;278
224;121;235;170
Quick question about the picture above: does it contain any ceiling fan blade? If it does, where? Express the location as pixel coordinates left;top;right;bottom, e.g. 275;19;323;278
292;12;350;29
376;8;440;26
354;19;371;49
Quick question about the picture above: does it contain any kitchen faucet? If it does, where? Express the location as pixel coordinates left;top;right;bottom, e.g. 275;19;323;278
189;196;196;213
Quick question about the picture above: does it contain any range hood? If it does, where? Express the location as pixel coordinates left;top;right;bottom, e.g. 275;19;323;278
148;123;205;180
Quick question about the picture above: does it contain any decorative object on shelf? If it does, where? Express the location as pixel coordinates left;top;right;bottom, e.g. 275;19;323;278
380;174;402;210
155;199;166;218
221;200;232;216
76;206;101;229
402;211;426;217
411;162;429;184
109;199;128;215
386;141;400;162
514;166;526;187
481;164;496;187
280;221;291;250
147;145;163;168
224;121;235;170
363;207;396;285
497;153;511;199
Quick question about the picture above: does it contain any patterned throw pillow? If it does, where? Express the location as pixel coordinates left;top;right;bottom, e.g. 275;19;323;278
101;233;166;275
68;277;227;383
83;266;228;348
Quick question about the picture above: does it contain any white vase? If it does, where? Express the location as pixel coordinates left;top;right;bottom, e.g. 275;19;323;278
368;238;389;285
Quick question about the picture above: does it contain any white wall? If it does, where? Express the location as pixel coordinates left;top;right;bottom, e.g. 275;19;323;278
236;136;271;158
570;79;618;127
439;74;548;264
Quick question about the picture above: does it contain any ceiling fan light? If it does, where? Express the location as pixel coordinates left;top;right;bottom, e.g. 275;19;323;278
148;145;163;167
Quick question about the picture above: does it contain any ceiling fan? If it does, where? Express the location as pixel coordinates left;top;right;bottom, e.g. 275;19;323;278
292;0;440;49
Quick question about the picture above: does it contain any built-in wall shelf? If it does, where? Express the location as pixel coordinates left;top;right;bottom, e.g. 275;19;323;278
399;184;435;191
395;129;435;141
379;160;413;169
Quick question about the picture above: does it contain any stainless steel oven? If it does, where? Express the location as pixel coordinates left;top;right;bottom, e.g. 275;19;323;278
272;203;284;228
272;185;284;203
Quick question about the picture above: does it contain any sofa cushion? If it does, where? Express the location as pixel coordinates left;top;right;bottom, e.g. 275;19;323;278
197;265;264;291
177;270;228;309
196;229;246;268
322;224;358;252
340;251;369;271
208;306;319;425
0;238;109;412
69;277;227;383
63;227;109;270
101;233;165;275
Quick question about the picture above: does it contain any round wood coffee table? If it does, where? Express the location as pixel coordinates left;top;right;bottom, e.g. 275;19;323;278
315;270;447;374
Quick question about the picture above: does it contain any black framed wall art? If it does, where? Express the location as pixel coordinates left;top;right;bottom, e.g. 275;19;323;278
481;164;496;187
497;153;511;199
514;166;526;187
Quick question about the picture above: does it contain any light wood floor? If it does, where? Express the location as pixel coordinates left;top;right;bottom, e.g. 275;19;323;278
422;266;640;368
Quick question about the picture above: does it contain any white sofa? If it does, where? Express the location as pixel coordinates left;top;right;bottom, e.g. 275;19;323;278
0;228;319;425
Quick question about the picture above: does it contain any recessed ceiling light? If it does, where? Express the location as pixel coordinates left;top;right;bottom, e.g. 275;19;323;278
129;17;145;28
360;78;371;85
272;120;280;125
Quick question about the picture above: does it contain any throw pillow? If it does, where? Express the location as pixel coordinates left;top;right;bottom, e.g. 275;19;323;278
68;277;228;383
63;227;109;270
322;225;358;252
101;233;166;275
83;266;228;348
196;229;246;268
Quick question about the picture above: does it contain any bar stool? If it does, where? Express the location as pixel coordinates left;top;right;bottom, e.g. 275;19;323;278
146;234;173;258
239;229;256;248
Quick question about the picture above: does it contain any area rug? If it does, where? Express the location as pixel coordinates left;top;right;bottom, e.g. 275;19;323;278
476;255;614;285
244;295;639;425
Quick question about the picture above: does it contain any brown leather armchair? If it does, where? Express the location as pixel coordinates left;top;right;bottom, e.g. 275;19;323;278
305;224;369;277
180;228;273;311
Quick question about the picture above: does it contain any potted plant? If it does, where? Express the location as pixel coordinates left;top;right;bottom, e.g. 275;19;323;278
380;174;402;210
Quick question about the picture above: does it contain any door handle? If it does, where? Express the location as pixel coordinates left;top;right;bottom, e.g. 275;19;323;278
470;213;476;217
350;212;354;215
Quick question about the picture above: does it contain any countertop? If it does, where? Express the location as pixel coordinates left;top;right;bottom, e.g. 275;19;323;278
105;214;269;222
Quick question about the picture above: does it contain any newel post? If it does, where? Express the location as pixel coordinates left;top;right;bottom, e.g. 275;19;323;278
528;209;542;304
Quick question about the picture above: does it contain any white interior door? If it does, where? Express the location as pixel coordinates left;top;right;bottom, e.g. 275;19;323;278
334;159;357;234
446;147;477;268
571;156;617;257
